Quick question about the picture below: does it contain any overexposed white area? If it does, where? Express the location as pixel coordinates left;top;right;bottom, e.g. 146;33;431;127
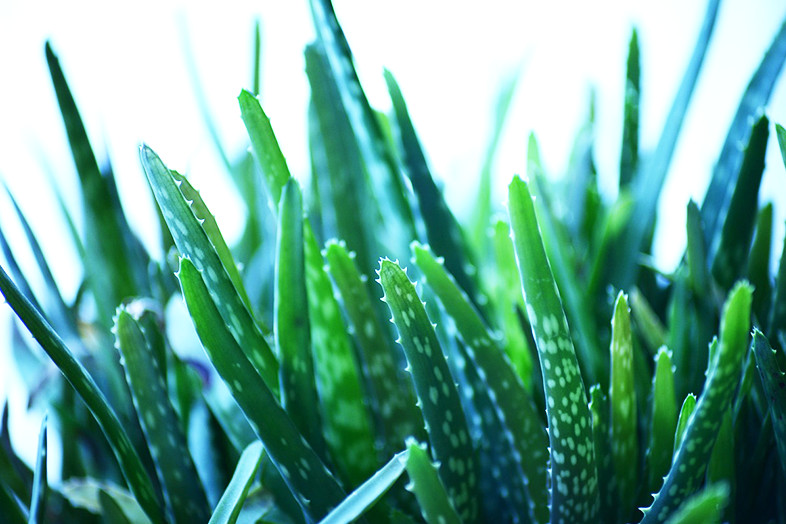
0;0;784;474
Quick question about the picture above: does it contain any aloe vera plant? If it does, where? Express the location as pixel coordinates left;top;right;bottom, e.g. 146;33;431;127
1;1;786;523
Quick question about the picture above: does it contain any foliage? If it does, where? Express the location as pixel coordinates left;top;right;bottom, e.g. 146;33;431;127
1;0;786;522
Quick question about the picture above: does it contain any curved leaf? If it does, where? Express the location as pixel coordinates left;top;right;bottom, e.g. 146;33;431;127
208;441;264;524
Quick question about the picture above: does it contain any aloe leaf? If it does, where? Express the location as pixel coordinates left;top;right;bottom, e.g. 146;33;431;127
98;489;133;524
701;19;786;246
527;137;603;384
412;241;549;523
308;0;416;251
710;115;768;290
171;170;254;315
46;42;148;320
0;264;165;523
114;308;210;523
321;449;409;524
208;441;264;524
238;90;291;208
507;175;600;523
673;394;697;457
646;348;678;494
60;478;152;523
384;70;478;305
377;259;479;521
403;440;461;524
589;386;615;523
490;219;535;386
748;203;773;324
613;0;721;288
305;45;379;276
27;415;48;524
323;240;424;456
302;230;377;487
630;289;668;355
641;282;752;523
275;179;323;453
609;291;637;520
770;207;786;340
139;145;278;393
620;28;640;189
663;483;729;524
177;257;345;521
0;481;27;524
0;404;32;506
752;330;786;476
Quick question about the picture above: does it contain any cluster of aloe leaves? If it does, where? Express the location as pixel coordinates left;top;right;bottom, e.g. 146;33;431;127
2;0;786;522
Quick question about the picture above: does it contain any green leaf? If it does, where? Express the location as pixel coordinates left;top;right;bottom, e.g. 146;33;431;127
630;289;668;356
377;259;479;522
140;145;278;393
324;240;424;457
641;282;752;523
770;205;786;340
114;308;210;523
752;330;786;477
710;115;769;290
46;42;148;322
706;408;734;520
98;490;133;524
238;90;292;208
527;137;603;385
275;179;323;456
208;441;264;524
321;449;409;524
646;348;678;494
507;175;600;523
0;265;165;523
403;440;461;524
412;241;549;523
620;28;640;189
177;257;345;521
612;0;721;288
303;227;377;487
663;483;729;524
490;219;535;386
384;70;479;306
27;415;48;524
701;19;786;245
609;292;638;520
308;0;416;256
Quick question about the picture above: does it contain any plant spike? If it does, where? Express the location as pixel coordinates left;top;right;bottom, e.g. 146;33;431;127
641;282;752;523
646;348;678;495
177;257;346;521
609;291;638;522
507;176;599;523
412;241;549;523
377;259;479;522
0;265;165;523
114;308;210;523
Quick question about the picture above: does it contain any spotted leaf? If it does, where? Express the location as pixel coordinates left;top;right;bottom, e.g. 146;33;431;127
507;175;600;523
377;258;479;522
404;440;461;524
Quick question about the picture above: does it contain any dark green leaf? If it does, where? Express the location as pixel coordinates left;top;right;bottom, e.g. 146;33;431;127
403;440;461;524
620;28;640;189
752;330;786;477
27;415;47;524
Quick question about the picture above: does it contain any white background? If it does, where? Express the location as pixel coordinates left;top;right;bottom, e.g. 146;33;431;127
0;0;785;471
